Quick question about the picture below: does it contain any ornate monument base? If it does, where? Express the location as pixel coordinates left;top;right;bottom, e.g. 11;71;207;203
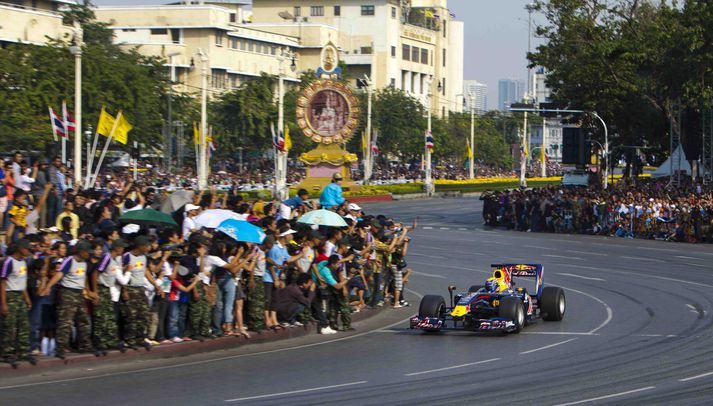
298;144;359;193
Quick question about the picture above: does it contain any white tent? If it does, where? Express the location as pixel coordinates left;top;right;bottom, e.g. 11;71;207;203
651;145;691;178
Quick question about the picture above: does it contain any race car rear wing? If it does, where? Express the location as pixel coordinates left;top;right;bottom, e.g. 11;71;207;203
490;264;544;296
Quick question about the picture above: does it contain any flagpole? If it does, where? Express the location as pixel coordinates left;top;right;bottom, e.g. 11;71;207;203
86;129;100;188
61;137;67;164
48;107;58;142
91;110;121;187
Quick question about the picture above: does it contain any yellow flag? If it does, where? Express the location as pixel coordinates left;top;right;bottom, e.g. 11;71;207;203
113;112;132;145
96;106;116;137
541;142;546;163
425;9;434;18
284;125;292;152
466;140;473;159
524;142;529;158
193;122;200;145
362;131;367;156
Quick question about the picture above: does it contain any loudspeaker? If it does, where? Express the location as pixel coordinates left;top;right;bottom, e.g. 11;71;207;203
561;128;591;165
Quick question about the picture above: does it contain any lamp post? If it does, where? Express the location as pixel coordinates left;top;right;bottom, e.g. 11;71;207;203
69;21;83;186
84;125;92;188
363;74;373;185
541;116;547;177
167;51;181;172
197;48;208;190
592;111;609;189
274;49;296;201
468;92;475;179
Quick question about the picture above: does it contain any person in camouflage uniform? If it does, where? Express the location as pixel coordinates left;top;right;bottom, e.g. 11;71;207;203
328;289;351;331
41;240;96;359
188;282;211;339
246;244;267;331
0;239;34;366
91;239;129;354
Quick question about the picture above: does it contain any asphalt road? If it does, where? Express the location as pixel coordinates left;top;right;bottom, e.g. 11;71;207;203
2;197;713;405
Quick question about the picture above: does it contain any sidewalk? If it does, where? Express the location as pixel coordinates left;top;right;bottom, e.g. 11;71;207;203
0;307;384;374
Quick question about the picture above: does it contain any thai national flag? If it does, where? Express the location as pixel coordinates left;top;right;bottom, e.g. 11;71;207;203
62;101;76;134
425;130;434;150
48;107;67;140
271;122;284;152
371;131;380;155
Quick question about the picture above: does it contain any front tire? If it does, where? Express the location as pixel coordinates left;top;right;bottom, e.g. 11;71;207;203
419;295;446;318
540;287;566;321
499;296;525;333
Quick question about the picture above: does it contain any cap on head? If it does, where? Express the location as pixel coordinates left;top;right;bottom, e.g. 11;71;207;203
15;238;31;250
134;235;151;247
75;241;92;253
185;204;200;212
347;203;362;211
111;239;129;250
332;173;343;181
278;226;296;237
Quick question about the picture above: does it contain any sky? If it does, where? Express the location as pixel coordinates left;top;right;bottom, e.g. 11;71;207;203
90;0;539;110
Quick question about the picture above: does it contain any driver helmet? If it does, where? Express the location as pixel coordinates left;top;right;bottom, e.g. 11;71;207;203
485;278;499;293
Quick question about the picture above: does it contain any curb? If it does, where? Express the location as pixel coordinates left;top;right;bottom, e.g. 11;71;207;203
0;307;383;374
349;194;394;203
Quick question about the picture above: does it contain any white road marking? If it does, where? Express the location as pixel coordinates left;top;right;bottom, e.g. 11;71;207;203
520;338;578;354
560;286;613;334
557;273;605;282
544;254;584;261
410;253;446;259
683;262;708;268
224;381;368;402
404;358;500;377
553;386;656;406
439;227;451;230
522;332;598;336
565;264;713;289
458;228;468;231
411;271;446;279
679;370;713;382
422;226;433;229
525;245;556;250
675;255;703;260
621;256;664;262
567;250;607;256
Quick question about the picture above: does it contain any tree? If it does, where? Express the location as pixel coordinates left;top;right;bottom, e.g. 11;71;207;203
371;87;427;158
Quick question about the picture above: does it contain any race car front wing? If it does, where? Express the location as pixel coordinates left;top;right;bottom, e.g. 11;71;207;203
410;316;516;332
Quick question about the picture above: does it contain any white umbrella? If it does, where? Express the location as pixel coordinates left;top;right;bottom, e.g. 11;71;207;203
194;209;242;229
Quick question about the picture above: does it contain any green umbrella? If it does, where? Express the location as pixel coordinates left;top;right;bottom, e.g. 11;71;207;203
119;208;177;226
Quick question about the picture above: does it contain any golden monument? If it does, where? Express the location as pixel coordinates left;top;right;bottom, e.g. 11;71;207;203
296;42;360;191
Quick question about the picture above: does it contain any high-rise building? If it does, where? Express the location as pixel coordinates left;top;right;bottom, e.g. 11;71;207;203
463;80;487;113
497;78;523;111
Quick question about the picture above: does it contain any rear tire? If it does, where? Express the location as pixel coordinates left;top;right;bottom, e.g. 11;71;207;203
468;285;483;293
499;296;525;334
540;287;566;321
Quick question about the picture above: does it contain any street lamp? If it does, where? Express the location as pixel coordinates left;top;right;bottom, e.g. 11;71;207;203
197;48;209;190
275;47;296;200
425;77;434;196
363;74;373;185
69;21;83;186
167;51;181;173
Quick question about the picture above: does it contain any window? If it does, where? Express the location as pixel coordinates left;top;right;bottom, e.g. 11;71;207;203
170;29;180;44
421;48;428;64
390;78;395;88
240;40;247;51
215;31;224;46
121;28;136;32
230;38;238;49
402;44;410;60
443;20;447;37
442;78;446;95
310;6;324;16
230;13;236;23
248;41;254;52
391;6;396;18
211;69;227;89
294;6;301;17
442;48;446;67
231;75;240;89
360;46;373;54
150;28;167;35
334;5;341;16
361;5;375;16
391;46;396;58
411;46;419;63
271;46;277;55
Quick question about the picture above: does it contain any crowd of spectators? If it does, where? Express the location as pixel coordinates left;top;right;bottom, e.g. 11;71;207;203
481;178;713;242
0;153;415;368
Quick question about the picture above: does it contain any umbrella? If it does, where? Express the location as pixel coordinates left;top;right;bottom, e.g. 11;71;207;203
194;209;242;229
217;219;266;244
160;189;194;214
119;208;177;226
297;209;348;227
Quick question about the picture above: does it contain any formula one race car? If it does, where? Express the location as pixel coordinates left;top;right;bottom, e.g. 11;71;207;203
410;264;565;334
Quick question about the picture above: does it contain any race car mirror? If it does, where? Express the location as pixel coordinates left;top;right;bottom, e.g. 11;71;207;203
447;285;457;293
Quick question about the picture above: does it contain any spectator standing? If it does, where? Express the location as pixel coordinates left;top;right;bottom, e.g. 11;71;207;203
92;239;129;354
55;201;80;240
47;156;64;228
182;204;201;241
0;239;34;366
40;241;96;359
247;238;270;331
167;260;199;342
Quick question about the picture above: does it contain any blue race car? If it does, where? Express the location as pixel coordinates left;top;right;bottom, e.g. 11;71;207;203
410;264;565;334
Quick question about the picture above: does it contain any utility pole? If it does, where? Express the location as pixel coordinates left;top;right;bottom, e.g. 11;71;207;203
521;110;528;188
197;49;208;190
425;77;434;196
167;51;180;172
70;21;83;186
364;74;373;184
469;92;475;179
276;56;285;200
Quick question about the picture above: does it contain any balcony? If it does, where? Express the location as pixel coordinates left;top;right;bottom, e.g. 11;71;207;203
0;2;72;45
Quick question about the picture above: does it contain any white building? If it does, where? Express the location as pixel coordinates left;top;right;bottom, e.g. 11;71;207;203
0;0;76;46
463;79;487;113
252;0;465;117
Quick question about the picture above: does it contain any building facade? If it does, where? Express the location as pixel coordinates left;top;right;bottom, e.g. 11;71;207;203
0;0;75;46
251;0;464;117
463;79;487;113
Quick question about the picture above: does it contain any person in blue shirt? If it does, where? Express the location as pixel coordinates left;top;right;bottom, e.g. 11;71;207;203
279;189;310;220
265;227;305;329
320;173;345;210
